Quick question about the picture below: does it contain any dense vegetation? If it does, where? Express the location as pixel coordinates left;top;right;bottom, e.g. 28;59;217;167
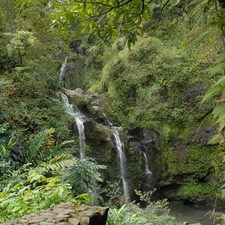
1;0;225;224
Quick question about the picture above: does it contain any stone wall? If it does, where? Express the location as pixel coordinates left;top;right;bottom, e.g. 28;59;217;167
2;203;109;225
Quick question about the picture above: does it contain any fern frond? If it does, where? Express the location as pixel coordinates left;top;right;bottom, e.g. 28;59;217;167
72;193;90;205
201;76;225;104
48;154;74;170
211;101;225;118
26;128;55;164
208;133;223;145
215;53;225;63
0;145;6;155
59;140;75;147
29;128;55;152
63;158;106;195
211;159;219;173
215;111;225;125
0;123;9;134
208;63;225;76
40;154;74;172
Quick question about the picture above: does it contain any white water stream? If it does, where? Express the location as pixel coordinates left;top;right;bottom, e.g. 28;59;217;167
60;93;87;159
111;128;129;198
59;58;87;159
143;151;153;189
143;152;152;176
59;58;129;194
59;57;67;83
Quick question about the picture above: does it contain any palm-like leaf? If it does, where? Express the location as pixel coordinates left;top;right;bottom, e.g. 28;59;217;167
30;154;74;176
44;153;74;171
25;128;55;165
63;158;106;195
201;76;225;104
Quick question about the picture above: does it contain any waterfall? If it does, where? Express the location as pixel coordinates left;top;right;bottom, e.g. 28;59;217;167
143;151;153;189
59;57;87;159
143;152;152;175
111;128;129;198
60;92;87;160
59;57;67;83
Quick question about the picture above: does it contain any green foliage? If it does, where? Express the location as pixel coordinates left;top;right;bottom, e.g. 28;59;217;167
106;198;180;225
87;36;203;136
200;71;225;146
177;182;219;197
5;30;39;65
0;165;81;223
0;157;71;222
103;181;127;208
24;128;55;165
0;129;97;223
63;158;106;201
164;144;215;179
0;73;71;142
106;204;146;225
19;0;156;48
0;177;70;222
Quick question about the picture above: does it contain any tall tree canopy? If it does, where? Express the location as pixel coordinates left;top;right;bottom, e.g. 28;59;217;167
14;0;225;47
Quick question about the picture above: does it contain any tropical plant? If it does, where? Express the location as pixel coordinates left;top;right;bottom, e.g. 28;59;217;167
106;193;180;225
62;158;106;204
201;76;225;145
0;136;14;175
103;181;128;208
0;129;92;223
106;204;147;225
0;161;89;223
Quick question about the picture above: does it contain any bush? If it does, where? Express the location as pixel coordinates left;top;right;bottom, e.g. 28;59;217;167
106;200;180;225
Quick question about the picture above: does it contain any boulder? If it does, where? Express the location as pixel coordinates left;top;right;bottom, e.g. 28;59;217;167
2;203;109;225
63;88;85;98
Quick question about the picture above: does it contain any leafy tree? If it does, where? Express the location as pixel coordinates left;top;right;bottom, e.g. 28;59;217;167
5;30;38;65
14;0;225;48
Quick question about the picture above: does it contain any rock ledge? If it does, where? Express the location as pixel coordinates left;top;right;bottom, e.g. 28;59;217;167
2;203;109;225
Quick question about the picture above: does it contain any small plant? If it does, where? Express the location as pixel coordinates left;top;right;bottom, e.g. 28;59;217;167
63;158;106;201
106;189;180;225
103;181;127;208
106;204;146;225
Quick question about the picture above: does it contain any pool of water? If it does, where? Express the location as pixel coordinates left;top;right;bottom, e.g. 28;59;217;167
169;202;222;225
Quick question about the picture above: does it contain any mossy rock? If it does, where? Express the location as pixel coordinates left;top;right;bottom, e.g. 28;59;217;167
68;94;95;117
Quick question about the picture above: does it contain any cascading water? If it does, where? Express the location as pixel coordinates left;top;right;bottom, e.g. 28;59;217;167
143;151;153;189
59;57;67;84
59;58;129;193
60;93;87;159
111;127;129;198
98;112;130;197
59;58;87;159
143;152;152;175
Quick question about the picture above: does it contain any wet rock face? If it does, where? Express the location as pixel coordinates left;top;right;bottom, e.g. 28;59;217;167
128;128;159;153
126;128;160;191
2;203;109;225
83;119;119;180
189;125;217;144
